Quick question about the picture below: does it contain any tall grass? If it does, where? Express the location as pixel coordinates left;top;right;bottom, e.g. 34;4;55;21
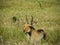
0;0;60;45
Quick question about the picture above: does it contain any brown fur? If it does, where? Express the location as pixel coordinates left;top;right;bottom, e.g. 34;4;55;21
23;24;46;45
23;16;46;45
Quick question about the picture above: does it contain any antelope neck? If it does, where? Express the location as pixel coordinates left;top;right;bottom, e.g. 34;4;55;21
27;31;32;36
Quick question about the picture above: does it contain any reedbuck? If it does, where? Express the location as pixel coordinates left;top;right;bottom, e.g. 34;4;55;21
23;16;46;45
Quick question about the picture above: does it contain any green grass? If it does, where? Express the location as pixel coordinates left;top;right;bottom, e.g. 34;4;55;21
0;0;60;45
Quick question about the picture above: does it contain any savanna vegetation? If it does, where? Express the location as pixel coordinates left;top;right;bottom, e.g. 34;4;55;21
0;0;60;45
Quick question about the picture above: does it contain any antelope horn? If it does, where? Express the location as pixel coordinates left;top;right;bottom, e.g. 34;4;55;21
31;16;33;25
26;15;29;24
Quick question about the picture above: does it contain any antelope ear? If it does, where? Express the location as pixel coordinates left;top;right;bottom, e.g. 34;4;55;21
29;26;35;30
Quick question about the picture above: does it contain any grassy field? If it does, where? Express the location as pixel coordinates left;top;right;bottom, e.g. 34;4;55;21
0;0;60;45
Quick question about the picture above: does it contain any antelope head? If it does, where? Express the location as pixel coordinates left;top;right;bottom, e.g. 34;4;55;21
23;16;35;33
